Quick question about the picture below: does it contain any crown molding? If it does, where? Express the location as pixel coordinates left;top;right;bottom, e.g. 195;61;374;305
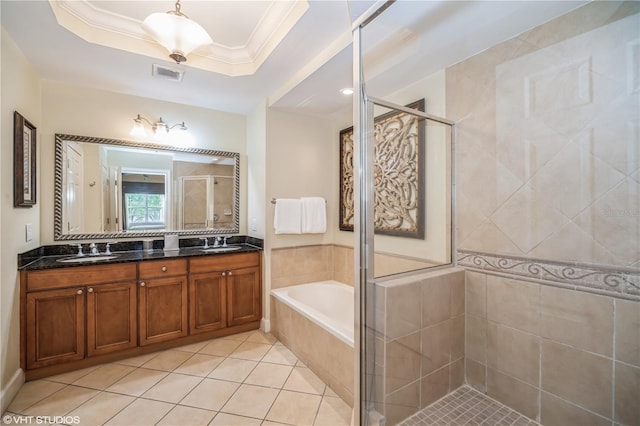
48;0;308;76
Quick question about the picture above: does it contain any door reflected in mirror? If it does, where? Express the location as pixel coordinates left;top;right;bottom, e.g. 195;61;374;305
55;134;239;240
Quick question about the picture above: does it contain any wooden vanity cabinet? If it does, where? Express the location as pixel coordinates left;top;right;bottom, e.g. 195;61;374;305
138;259;188;345
21;251;261;378
188;270;227;334
86;281;137;356
22;263;137;369
26;287;85;369
227;265;262;326
188;252;261;333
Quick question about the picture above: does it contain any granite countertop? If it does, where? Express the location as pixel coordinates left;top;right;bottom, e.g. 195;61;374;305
19;236;263;271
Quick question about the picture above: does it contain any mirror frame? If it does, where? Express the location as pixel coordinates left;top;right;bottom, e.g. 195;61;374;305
54;134;240;241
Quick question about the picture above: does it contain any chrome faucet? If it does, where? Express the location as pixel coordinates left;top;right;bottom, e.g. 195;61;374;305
222;236;228;247
72;244;85;257
213;237;222;248
89;243;99;255
200;237;210;249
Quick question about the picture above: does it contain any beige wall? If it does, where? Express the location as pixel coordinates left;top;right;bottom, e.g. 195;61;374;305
262;109;338;325
333;70;451;266
40;81;248;243
265;109;337;249
0;28;42;412
247;100;267;240
81;143;102;233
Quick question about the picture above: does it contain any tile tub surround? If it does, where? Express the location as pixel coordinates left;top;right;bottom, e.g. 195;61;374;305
271;297;354;407
3;331;352;426
371;268;465;425
465;270;640;425
270;244;440;290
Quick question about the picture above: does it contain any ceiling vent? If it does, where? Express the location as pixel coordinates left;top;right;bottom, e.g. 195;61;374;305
152;64;184;82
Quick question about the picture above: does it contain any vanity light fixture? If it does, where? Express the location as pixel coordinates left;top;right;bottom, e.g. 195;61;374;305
130;114;188;138
142;0;213;64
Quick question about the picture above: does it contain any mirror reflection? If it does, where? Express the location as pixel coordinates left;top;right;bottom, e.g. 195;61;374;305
55;134;239;240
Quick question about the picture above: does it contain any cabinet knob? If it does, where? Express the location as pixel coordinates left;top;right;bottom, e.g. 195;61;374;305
77;289;83;295
87;288;94;293
140;282;146;287
162;266;167;272
228;271;233;276
222;272;226;276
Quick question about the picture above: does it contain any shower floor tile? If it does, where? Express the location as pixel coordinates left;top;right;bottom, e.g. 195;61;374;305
398;386;539;426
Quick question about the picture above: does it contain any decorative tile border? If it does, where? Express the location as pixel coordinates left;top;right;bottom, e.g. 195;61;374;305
458;250;640;299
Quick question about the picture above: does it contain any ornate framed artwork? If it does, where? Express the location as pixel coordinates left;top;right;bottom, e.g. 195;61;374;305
14;111;37;207
339;99;425;238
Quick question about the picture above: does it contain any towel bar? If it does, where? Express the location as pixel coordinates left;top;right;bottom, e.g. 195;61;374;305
271;198;326;204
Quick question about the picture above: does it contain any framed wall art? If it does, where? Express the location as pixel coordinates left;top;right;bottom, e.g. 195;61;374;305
339;99;425;238
14;111;37;207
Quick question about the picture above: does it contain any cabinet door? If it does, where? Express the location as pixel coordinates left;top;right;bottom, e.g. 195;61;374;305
227;266;261;327
26;288;85;369
87;281;137;356
139;276;188;345
189;272;226;334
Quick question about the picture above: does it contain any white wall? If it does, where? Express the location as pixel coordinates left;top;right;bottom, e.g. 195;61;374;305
0;27;42;413
40;81;248;243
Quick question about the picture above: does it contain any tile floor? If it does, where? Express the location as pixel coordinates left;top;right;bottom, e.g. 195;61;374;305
398;386;538;426
3;331;352;426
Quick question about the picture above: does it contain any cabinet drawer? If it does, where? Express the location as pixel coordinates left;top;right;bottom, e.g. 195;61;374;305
189;252;260;274
138;259;187;279
26;263;137;292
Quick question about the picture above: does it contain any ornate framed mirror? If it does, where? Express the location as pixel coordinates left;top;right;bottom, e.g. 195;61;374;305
54;134;240;240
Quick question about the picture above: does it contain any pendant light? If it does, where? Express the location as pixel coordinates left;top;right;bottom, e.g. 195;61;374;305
142;0;213;64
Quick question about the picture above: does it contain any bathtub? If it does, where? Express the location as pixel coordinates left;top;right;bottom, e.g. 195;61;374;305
271;280;354;406
271;280;354;346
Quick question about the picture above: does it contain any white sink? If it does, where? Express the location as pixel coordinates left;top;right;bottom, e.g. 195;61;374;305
202;246;242;253
57;255;119;263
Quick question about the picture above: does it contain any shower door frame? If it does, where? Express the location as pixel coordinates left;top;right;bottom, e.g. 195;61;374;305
351;4;456;424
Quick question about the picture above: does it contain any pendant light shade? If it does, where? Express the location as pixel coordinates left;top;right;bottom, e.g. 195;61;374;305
142;0;212;64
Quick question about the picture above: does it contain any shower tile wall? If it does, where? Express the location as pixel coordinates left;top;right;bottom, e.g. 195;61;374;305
449;1;639;268
465;271;639;425
372;268;465;425
448;2;639;425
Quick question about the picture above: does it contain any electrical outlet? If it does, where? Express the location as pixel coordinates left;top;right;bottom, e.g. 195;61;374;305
25;223;33;242
251;218;257;232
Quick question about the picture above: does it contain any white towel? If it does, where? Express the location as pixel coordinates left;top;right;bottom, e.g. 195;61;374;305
274;198;302;234
301;197;326;234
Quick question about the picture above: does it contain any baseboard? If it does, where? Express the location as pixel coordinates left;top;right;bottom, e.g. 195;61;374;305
261;318;271;333
1;368;24;414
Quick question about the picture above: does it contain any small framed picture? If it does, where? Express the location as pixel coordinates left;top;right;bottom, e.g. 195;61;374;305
14;111;37;207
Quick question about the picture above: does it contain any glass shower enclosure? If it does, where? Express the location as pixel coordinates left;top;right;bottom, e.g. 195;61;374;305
350;2;456;423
